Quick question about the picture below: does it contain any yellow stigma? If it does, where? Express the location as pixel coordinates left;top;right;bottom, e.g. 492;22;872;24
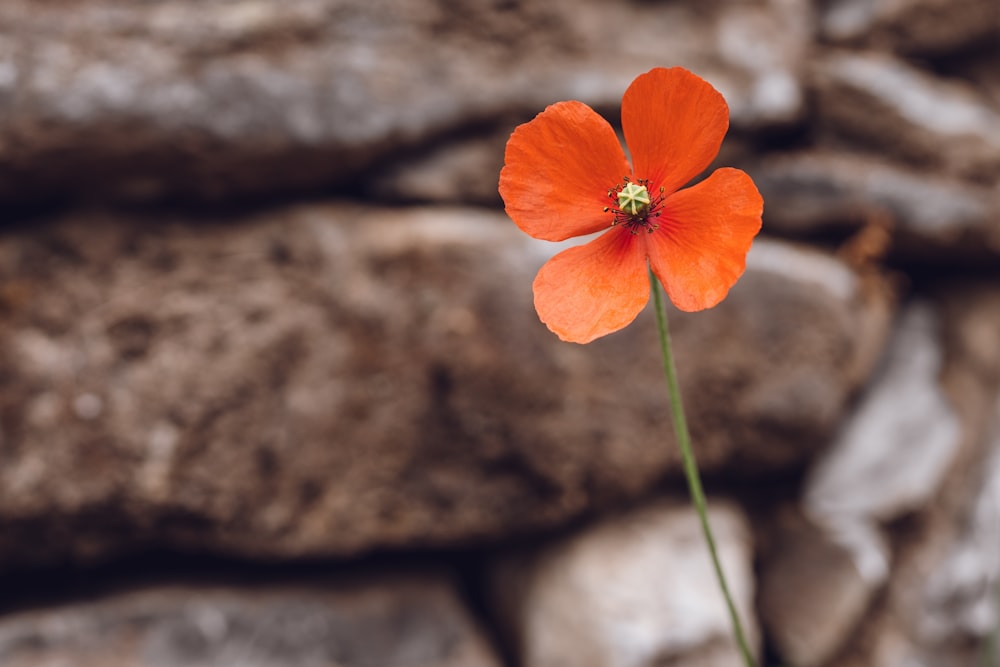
617;182;651;216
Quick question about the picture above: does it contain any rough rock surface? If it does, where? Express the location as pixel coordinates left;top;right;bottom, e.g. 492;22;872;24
752;150;1000;258
758;510;873;667
0;573;501;667
490;501;757;667
839;287;1000;667
0;205;893;567
812;51;1000;184
821;0;1000;55
806;303;960;532
3;0;1000;664
759;289;1000;667
0;0;810;205
759;303;959;666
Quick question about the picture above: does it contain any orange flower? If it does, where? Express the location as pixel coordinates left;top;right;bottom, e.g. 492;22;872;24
499;67;763;344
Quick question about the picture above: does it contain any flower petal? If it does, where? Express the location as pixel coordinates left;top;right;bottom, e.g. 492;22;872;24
622;67;730;196
647;168;763;311
500;101;631;242
533;226;650;343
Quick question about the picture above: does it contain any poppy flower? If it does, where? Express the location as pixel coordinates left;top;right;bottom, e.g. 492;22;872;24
499;67;763;344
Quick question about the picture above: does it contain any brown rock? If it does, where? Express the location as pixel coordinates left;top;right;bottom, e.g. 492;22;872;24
0;205;894;567
812;51;1000;183
805;303;962;526
759;301;961;667
763;288;1000;667
954;47;1000;110
0;0;809;204
490;500;758;667
753;150;1000;260
370;131;509;207
0;573;500;667
821;0;1000;56
758;509;878;667
867;286;1000;667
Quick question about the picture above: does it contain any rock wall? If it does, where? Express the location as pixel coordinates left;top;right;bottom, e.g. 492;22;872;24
1;1;999;666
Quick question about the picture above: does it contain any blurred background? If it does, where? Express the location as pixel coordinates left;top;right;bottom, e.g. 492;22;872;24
0;0;999;665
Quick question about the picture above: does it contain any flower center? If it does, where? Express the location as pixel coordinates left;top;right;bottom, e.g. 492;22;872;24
604;177;665;234
617;182;650;216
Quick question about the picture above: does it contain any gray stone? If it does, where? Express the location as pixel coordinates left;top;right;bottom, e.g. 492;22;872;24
958;48;1000;110
370;132;508;207
761;301;969;667
806;303;961;525
757;510;874;667
752;150;1000;259
0;205;894;568
812;51;1000;183
804;302;960;593
0;0;810;204
874;287;1000;667
0;574;500;667
784;287;1000;667
918;407;1000;646
490;501;758;667
821;0;1000;56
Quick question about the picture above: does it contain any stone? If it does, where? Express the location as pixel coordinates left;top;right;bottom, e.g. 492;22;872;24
370;132;508;207
765;288;1000;667
757;510;874;667
490;501;758;667
821;0;1000;56
803;302;960;589
0;204;894;568
752;150;1000;260
806;303;961;524
0;0;810;205
864;286;1000;667
710;0;811;128
758;302;960;667
3;2;1000;666
953;48;1000;110
0;573;501;667
918;415;1000;647
811;51;1000;183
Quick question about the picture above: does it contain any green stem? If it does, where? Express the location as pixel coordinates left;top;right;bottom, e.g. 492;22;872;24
649;266;757;667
